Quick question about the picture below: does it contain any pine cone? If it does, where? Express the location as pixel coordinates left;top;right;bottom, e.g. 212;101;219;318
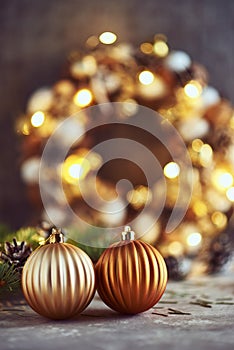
0;238;32;273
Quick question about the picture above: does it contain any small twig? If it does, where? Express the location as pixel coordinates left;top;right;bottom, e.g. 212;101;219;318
159;300;178;304
1;308;25;312
168;308;191;315
190;301;212;308
15;313;33;317
196;299;213;304
215;302;234;305
216;297;233;301
152;306;164;309
81;314;103;317
152;312;168;317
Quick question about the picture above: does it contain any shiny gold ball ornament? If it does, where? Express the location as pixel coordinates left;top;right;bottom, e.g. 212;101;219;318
22;229;96;319
95;226;168;314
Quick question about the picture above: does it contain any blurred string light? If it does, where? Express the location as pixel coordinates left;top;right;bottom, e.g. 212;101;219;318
140;42;153;54
138;71;155;85
31;111;45;127
218;173;233;188
168;241;184;256
184;80;202;99
62;154;91;185
164;162;180;179
127;185;152;210
70;56;97;78
73;89;93;107
86;35;99;48
99;31;117;45
226;187;234;201
153;40;169;57
199;144;213;167
212;169;233;190
17;31;234;267
211;211;227;229
22;123;30;135
193;200;208;217
186;232;202;247
16;118;30;135
192;138;203;152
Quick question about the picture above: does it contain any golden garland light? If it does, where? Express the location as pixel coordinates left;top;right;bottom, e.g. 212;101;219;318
16;32;234;272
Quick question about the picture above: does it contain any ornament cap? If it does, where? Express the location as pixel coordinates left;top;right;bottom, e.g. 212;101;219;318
49;228;64;244
121;226;135;241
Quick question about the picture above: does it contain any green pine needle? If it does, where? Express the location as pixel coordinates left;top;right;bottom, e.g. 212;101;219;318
0;223;11;242
67;226;109;263
0;263;21;296
76;243;106;263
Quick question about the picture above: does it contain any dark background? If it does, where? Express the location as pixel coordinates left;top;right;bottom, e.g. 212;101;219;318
0;0;233;229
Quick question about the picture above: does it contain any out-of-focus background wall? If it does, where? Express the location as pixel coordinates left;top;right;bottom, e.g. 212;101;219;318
0;0;233;229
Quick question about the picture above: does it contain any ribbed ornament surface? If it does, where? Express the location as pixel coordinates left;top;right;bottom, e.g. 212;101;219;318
95;240;167;314
22;243;95;319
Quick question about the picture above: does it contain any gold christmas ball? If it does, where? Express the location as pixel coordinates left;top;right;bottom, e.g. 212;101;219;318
22;229;96;320
95;226;167;314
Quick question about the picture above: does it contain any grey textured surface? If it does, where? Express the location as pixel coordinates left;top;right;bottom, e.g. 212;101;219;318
0;0;234;228
0;275;234;350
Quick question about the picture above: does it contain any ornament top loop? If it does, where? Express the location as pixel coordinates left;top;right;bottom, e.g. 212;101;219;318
49;228;64;244
121;226;135;241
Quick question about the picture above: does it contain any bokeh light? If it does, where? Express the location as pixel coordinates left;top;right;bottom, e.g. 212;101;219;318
99;32;117;45
73;89;93;107
153;40;169;57
184;80;202;99
31;111;45;127
226;187;234;201
186;232;202;247
138;71;155;85
164;162;180;179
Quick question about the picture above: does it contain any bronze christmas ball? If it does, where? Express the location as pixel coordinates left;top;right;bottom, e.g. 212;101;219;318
95;226;167;314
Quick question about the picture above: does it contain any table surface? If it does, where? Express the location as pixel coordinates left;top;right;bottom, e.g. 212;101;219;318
0;274;234;350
